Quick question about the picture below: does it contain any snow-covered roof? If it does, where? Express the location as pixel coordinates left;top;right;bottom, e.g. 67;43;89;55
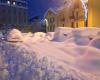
44;0;84;18
44;8;58;18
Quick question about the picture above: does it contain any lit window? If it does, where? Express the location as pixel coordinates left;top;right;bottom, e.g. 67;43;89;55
7;1;10;4
13;2;16;5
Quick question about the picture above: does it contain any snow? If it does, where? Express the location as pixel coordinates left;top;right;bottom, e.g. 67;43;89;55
0;28;100;80
89;37;100;49
54;27;100;45
46;32;55;40
53;27;73;42
6;29;23;42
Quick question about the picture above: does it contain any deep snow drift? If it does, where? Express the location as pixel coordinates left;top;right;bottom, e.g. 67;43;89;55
0;28;100;80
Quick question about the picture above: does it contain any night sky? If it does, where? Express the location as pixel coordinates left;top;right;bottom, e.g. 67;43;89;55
27;0;65;19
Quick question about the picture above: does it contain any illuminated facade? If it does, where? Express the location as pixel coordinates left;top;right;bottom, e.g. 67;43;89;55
0;0;28;30
70;0;85;28
44;8;57;32
88;0;100;27
44;0;85;32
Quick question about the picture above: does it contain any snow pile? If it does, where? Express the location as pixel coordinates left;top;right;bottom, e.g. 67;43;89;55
55;41;100;78
34;32;46;38
6;29;23;42
89;37;100;49
0;28;100;80
30;32;48;42
22;32;33;42
76;46;100;75
46;32;55;40
54;27;100;45
53;27;73;42
0;41;96;80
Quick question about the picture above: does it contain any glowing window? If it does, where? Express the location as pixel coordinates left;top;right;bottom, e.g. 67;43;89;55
7;1;10;4
13;2;16;5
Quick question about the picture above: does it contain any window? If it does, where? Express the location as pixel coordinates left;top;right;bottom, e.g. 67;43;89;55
71;22;74;28
7;1;10;4
76;22;78;28
13;2;16;5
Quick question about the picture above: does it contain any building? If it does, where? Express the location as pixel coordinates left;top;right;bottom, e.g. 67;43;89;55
0;0;28;31
69;0;85;28
88;0;100;27
44;0;85;32
30;16;42;32
44;8;57;32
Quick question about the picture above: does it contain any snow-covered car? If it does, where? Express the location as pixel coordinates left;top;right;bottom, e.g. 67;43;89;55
6;29;23;42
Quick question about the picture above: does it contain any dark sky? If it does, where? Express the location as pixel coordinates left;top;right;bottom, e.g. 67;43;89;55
27;0;64;19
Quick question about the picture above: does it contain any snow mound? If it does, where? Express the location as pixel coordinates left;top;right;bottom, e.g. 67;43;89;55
22;32;33;37
0;41;95;80
0;27;100;80
28;32;50;43
46;32;55;40
76;46;100;74
53;27;100;45
22;32;33;42
6;29;23;42
34;32;46;38
53;27;73;42
71;29;91;45
89;37;100;49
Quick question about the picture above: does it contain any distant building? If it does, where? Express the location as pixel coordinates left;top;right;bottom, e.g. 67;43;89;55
44;0;85;32
44;8;57;32
0;0;28;31
30;16;41;32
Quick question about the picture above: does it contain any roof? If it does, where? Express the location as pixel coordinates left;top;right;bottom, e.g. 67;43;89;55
44;8;58;18
44;0;84;18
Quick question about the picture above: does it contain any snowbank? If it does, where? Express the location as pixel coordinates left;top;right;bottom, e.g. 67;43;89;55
76;46;100;75
0;28;100;80
0;41;96;80
53;27;73;42
34;32;46;37
6;29;23;42
46;32;55;40
53;27;100;45
89;37;100;49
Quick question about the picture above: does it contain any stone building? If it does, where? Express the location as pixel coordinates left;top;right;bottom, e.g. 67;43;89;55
44;0;85;32
0;0;28;31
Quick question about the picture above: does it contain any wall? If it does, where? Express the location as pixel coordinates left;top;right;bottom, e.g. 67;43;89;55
45;10;57;32
88;0;100;27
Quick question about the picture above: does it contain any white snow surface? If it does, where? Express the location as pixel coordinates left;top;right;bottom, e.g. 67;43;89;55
0;28;100;80
7;29;24;42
